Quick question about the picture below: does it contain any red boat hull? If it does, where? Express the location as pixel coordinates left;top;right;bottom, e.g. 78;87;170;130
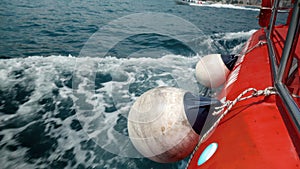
188;25;300;168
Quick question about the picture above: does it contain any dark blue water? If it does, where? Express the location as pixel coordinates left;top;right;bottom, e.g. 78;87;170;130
0;0;260;58
0;0;268;168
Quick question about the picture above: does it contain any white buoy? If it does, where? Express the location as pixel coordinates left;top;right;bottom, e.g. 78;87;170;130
195;54;232;88
128;87;199;163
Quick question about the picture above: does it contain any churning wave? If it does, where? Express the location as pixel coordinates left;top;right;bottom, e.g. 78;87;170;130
0;54;202;169
212;29;257;54
0;29;255;169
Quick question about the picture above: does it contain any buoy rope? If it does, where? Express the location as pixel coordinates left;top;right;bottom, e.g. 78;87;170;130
237;40;267;57
185;86;276;169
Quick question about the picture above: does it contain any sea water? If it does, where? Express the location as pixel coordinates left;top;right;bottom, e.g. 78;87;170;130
0;0;283;168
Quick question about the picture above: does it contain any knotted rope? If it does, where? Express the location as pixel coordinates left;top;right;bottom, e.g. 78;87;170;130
185;87;277;169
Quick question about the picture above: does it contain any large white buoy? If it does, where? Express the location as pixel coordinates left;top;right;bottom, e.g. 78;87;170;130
195;54;237;88
128;87;199;163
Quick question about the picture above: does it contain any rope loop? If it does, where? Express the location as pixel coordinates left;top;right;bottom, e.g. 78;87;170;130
185;86;277;169
236;40;267;57
214;87;276;116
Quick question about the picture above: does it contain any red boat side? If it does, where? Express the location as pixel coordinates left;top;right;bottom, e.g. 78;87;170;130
187;4;300;169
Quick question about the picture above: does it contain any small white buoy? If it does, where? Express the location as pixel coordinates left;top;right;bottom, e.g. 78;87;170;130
128;87;199;163
195;54;237;88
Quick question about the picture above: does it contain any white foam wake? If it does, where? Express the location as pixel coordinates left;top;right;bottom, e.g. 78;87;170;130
219;29;257;40
0;27;257;168
190;3;260;11
0;54;204;168
211;29;257;54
